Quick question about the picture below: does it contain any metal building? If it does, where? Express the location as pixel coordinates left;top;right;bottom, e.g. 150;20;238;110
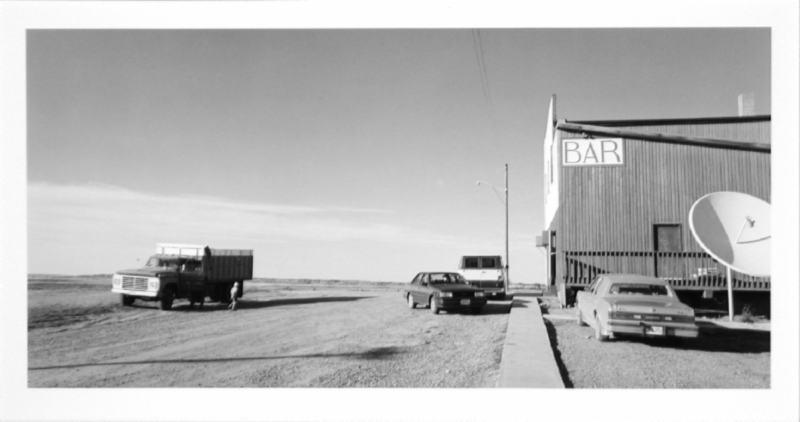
538;96;771;310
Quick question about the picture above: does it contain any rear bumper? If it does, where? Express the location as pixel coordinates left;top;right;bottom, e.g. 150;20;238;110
465;284;505;295
607;320;699;338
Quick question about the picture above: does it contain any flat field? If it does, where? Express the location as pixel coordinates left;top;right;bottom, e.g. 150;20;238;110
28;275;511;388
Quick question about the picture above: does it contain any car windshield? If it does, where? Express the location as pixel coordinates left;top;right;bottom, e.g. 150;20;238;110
429;273;466;284
608;283;670;296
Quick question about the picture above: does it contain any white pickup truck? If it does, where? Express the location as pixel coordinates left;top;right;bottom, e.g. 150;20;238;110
457;255;506;299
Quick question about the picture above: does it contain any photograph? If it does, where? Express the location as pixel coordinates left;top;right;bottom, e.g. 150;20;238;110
25;26;771;389
2;1;799;422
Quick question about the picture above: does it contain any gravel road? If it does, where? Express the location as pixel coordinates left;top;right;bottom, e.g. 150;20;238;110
28;275;511;388
540;299;770;388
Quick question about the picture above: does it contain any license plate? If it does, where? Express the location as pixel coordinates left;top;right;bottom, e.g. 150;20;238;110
646;326;665;335
460;299;470;305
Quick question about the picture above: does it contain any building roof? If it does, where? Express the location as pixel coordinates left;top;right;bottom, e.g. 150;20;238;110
569;115;770;127
557;116;771;153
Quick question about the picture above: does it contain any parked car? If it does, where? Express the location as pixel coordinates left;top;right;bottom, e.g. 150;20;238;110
458;255;506;299
575;274;698;341
403;272;487;314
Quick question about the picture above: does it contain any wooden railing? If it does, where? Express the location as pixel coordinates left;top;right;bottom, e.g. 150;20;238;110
562;250;770;291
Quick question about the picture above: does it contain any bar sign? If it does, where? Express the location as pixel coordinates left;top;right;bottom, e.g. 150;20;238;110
562;138;624;166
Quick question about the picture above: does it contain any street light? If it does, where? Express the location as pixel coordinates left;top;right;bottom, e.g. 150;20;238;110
476;163;510;292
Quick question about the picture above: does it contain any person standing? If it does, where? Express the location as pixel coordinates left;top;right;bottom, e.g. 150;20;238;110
229;281;240;311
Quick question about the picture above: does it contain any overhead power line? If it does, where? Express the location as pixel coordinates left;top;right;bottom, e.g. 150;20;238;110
471;29;493;109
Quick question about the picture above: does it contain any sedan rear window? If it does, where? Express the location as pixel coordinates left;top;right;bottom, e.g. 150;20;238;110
608;283;669;296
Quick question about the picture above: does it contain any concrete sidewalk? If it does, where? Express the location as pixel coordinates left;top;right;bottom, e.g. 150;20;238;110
497;295;564;388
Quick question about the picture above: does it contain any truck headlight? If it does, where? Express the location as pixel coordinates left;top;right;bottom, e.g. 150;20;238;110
474;291;485;298
112;274;122;288
440;292;453;298
147;278;160;291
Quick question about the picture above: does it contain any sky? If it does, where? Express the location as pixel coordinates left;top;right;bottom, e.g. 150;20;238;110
26;28;770;282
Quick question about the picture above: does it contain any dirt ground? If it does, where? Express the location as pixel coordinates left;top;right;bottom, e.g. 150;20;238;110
539;297;770;388
28;275;511;388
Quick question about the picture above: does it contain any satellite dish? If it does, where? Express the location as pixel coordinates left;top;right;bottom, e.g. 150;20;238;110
688;191;770;321
688;191;770;277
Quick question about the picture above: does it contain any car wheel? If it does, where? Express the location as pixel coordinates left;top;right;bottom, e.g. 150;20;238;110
594;314;608;342
407;294;416;309
576;308;586;326
430;297;439;314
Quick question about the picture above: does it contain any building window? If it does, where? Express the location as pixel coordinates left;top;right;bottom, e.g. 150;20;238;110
653;224;682;252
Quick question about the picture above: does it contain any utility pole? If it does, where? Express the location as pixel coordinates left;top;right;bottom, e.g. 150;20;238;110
477;164;510;293
504;163;510;291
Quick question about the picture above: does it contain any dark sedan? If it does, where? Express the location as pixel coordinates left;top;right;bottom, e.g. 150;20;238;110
403;272;487;314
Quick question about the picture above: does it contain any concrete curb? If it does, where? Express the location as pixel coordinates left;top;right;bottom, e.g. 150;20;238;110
497;296;565;388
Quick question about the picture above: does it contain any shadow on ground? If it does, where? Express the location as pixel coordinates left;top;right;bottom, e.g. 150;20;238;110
433;302;512;315
543;320;575;388
29;346;406;371
478;302;513;315
239;296;374;309
513;292;542;297
129;296;374;311
635;322;770;353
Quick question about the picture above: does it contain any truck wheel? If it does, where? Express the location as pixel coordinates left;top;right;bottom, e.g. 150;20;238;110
407;294;416;309
212;285;224;303
224;283;236;303
159;288;175;311
430;297;439;314
189;292;205;309
121;295;135;306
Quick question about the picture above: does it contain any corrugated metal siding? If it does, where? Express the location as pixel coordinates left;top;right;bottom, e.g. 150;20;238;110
556;137;770;251
552;124;770;289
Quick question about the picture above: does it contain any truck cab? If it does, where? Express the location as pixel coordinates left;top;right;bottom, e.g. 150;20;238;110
457;255;506;299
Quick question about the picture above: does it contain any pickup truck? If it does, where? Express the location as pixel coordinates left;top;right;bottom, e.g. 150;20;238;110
576;273;698;341
111;243;253;310
457;255;506;299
